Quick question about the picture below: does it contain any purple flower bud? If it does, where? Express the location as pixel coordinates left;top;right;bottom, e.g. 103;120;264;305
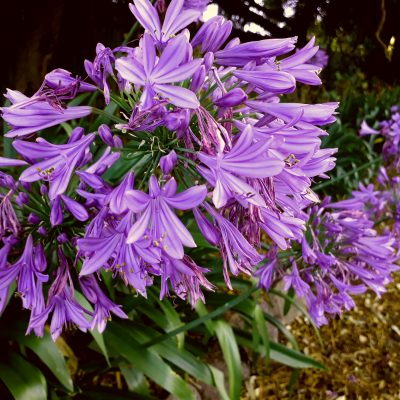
76;171;105;189
50;196;63;227
191;65;206;93
193;208;220;245
61;195;89;221
68;127;85;143
204;52;214;71
57;233;68;244
107;171;134;214
34;242;47;272
214;88;248;107
40;184;48;196
21;182;31;191
113;135;123;148
160;150;178;175
38;226;47;236
0;172;16;189
28;213;41;224
44;68;97;93
98;124;114;147
15;192;29;207
192;16;232;53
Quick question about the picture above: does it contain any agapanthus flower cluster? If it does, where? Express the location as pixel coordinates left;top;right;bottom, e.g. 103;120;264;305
360;105;400;169
0;0;339;339
257;194;398;326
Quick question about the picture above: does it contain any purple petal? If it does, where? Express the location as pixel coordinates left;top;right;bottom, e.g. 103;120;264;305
154;84;199;109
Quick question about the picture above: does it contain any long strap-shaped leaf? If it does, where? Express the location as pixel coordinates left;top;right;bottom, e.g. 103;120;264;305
105;323;196;400
0;352;47;400
143;286;258;348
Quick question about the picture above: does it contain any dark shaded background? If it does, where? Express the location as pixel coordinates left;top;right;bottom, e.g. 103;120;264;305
0;0;399;97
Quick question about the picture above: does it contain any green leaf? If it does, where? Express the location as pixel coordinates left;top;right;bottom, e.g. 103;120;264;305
128;324;213;386
209;366;230;400
152;291;185;348
270;342;326;370
283;287;295;316
237;335;326;370
143;286;258;348
75;291;110;366
17;332;74;392
106;323;196;400
119;363;150;395
214;321;242;400
254;305;270;364
0;352;47;400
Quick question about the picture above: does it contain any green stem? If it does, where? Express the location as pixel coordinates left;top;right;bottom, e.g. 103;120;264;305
143;286;258;348
122;22;140;45
91;107;125;124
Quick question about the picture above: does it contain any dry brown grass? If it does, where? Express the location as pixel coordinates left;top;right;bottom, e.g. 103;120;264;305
243;279;400;400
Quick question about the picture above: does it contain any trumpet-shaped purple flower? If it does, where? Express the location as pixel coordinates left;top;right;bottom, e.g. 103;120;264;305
215;37;297;67
214;88;247;107
0;157;28;167
43;68;97;93
14;133;95;200
107;172;134;215
126;176;207;259
80;275;127;333
282;261;310;298
130;0;200;44
160;150;178;175
116;33;202;109
158;254;214;306
0;235;48;310
205;203;263;288
183;0;210;12
247;101;338;130
78;208;160;296
198;125;284;208
191;16;233;53
28;255;92;340
279;37;322;86
84;43;115;104
1;90;92;138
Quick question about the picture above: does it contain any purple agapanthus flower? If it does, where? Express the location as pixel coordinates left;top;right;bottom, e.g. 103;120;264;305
215;37;297;67
130;0;200;44
125;176;207;258
191;16;233;53
14;132;95;200
43;68;97;94
157;254;214;306
27;254;92;340
80;275;128;333
1;89;92;138
0;235;48;310
84;43;115;104
116;33;202;109
198;125;284;208
183;0;210;12
202;203;263;288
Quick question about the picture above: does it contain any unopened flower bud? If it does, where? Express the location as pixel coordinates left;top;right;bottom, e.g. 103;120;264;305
15;192;29;207
160;150;178;175
214;88;247;107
